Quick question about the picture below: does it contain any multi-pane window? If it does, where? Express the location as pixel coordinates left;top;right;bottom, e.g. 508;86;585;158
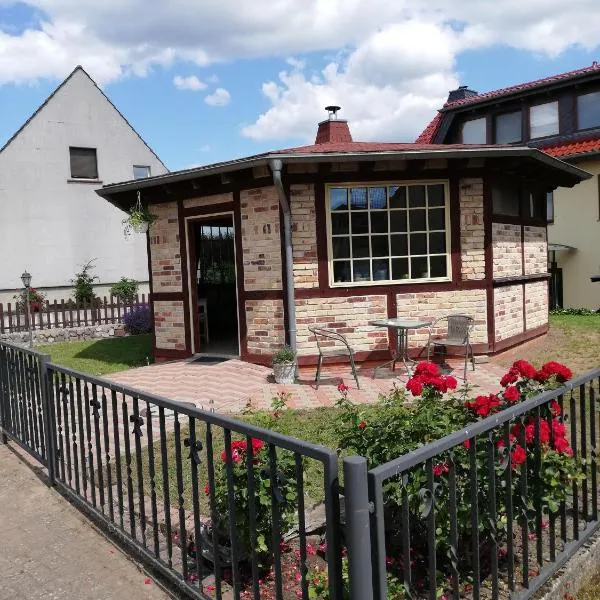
461;117;486;143
133;165;151;179
328;183;450;285
577;91;600;130
495;111;522;143
69;147;98;179
529;101;559;138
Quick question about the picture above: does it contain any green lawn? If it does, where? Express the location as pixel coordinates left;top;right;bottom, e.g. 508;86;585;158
37;334;153;376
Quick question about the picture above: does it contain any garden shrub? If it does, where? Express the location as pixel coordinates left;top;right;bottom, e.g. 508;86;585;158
72;259;99;303
13;287;46;312
109;277;139;302
329;359;582;598
550;307;600;315
122;304;152;334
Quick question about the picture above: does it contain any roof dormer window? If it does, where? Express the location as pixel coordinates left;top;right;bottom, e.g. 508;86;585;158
460;117;486;144
529;101;559;139
577;90;600;130
495;111;522;143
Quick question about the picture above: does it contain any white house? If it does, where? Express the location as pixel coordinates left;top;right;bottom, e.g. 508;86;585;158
0;66;168;304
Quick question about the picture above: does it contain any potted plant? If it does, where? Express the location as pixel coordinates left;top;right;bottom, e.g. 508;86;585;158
122;192;155;237
13;287;46;313
272;345;297;384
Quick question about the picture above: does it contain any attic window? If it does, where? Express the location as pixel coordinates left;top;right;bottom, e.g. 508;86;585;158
577;91;600;130
69;147;98;179
133;165;151;179
460;117;486;144
530;102;559;139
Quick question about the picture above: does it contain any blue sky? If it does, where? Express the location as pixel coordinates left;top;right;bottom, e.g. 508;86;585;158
1;1;599;171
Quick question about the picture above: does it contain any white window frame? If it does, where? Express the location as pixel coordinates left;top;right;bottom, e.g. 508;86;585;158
133;165;151;179
325;180;452;287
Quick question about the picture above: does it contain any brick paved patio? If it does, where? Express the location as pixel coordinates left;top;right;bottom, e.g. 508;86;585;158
108;356;509;414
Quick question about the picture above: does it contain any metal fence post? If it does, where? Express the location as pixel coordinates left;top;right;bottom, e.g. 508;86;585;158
343;456;374;600
38;354;56;485
0;345;7;444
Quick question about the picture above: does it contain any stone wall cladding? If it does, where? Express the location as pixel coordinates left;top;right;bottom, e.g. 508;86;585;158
240;187;283;291
524;226;548;275
183;193;233;210
525;280;549;330
153;300;186;350
494;285;524;342
290;184;319;289
396;289;488;347
493;223;523;278
149;202;182;293
245;299;285;356
295;296;388;357
459;178;485;281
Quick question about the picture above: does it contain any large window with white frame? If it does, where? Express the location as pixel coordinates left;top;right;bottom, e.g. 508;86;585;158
327;182;451;285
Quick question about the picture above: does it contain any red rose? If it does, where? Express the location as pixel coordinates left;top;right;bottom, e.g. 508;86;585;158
500;369;519;387
204;484;210;495
537;361;573;383
432;462;449;476
503;386;520;403
358;421;367;429
551;419;566;438
251;438;265;455
445;376;458;391
414;361;440;377
406;376;424;397
511;444;527;467
337;382;349;393
550;400;561;416
512;360;537;380
554;435;573;455
463;439;471;449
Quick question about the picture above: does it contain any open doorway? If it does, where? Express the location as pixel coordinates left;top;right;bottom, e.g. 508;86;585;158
190;215;239;356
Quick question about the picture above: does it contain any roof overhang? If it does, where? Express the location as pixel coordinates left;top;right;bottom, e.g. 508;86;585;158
548;243;577;252
97;146;592;210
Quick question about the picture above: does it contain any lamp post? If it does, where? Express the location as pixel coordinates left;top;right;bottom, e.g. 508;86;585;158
20;271;33;348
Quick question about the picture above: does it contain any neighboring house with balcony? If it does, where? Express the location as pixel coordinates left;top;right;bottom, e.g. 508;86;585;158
417;62;600;309
0;66;168;304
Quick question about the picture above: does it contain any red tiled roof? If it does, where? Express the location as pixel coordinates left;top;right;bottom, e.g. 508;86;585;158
276;140;496;154
542;136;600;159
416;62;600;144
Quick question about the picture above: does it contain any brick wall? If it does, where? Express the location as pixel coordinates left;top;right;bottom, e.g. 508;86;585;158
459;178;485;280
295;296;388;357
396;289;488;347
290;184;319;288
245;299;285;356
154;300;186;350
524;226;547;275
492;223;523;278
183;192;232;209
240;187;283;291
149;202;182;293
494;285;524;342
525;280;549;330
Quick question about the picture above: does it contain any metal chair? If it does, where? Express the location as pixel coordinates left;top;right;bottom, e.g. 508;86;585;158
426;315;475;380
308;326;360;389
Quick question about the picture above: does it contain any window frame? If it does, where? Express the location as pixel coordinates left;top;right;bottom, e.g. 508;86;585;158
133;165;152;179
576;90;600;132
460;117;487;144
69;146;99;180
494;110;522;144
325;180;452;288
529;100;559;139
546;191;554;224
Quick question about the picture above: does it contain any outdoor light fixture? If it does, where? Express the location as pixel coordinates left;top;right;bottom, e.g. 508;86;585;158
20;270;33;347
21;270;32;288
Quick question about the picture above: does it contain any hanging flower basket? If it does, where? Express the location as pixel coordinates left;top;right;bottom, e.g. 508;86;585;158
122;191;155;237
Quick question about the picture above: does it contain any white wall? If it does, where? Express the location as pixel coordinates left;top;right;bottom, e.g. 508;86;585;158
0;68;167;295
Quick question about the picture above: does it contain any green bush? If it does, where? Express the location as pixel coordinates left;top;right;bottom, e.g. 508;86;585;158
272;345;296;364
72;260;99;304
109;277;139;302
550;307;599;315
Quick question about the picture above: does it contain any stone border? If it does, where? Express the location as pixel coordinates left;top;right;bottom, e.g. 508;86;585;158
0;324;127;346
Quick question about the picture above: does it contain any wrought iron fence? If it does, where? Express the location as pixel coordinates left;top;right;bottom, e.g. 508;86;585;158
364;370;600;600
0;341;342;600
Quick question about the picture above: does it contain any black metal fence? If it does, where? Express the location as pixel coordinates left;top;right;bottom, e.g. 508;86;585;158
1;338;600;600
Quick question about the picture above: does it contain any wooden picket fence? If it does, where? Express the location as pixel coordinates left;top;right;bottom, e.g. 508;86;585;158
0;295;148;334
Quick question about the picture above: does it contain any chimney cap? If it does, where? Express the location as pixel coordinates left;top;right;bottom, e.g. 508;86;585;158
325;105;341;120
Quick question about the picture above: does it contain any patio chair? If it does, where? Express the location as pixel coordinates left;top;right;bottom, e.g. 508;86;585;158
308;326;360;389
426;314;475;381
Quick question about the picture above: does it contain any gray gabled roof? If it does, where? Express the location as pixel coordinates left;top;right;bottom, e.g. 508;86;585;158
0;65;168;171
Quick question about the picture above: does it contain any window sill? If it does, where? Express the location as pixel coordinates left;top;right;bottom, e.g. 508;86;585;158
67;178;103;184
329;277;452;288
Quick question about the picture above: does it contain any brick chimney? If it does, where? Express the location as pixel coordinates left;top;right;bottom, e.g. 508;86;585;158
447;85;478;103
315;105;353;144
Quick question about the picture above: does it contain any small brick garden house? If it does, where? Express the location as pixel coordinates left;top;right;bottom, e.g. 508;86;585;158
98;112;589;365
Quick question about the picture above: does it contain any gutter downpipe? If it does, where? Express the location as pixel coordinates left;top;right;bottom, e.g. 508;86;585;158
269;159;297;353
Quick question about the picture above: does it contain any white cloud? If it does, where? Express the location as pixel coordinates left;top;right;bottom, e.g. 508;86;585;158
204;87;231;106
1;0;600;140
173;74;206;91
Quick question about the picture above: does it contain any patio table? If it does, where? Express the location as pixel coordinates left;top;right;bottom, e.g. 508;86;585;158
371;318;432;377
